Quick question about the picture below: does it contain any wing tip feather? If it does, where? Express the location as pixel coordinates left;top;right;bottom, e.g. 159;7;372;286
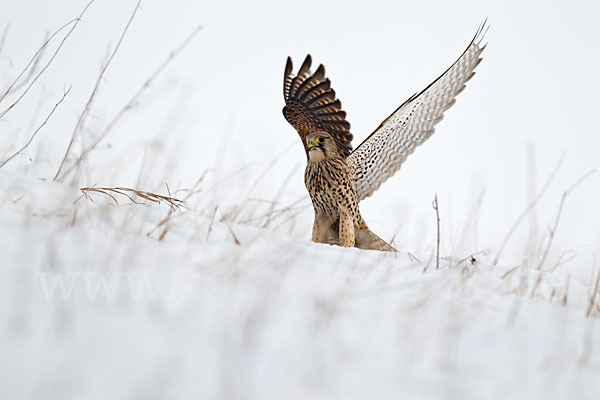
349;22;488;200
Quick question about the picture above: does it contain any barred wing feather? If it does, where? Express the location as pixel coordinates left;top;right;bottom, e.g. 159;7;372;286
283;55;354;157
348;23;487;201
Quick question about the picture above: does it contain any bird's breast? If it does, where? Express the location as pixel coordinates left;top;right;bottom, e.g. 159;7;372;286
304;159;350;220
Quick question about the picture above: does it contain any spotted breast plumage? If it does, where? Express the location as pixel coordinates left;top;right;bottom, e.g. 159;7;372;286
282;23;487;251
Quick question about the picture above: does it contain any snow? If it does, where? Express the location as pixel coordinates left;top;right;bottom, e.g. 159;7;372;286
2;0;600;398
1;168;599;399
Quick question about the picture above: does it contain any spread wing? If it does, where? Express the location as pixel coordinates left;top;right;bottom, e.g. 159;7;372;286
283;55;353;157
348;22;488;201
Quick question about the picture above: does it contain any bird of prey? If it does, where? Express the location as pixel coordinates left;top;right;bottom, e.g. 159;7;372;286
282;23;487;251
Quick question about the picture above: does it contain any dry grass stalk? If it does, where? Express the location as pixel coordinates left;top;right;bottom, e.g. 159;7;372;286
549;249;579;273
501;265;520;280
240;197;306;227
206;205;219;241
78;186;187;211
433;194;440;269
493;154;565;265
146;173;207;240
0;22;11;58
271;201;309;233
55;21;203;182
453;250;485;269
407;252;421;263
0;1;94;117
536;169;596;270
422;251;435;273
0;86;71;168
549;288;556;303
457;188;485;252
586;268;600;317
262;165;297;228
1;25;49;98
530;270;544;298
562;275;570;306
54;0;141;181
227;224;241;246
0;23;66;104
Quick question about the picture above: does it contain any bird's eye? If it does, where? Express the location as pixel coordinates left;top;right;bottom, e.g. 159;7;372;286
316;136;325;144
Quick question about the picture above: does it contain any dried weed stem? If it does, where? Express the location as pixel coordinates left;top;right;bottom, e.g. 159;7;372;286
433;194;440;269
0;0;94;117
54;0;141;181
0;86;71;168
77;186;187;211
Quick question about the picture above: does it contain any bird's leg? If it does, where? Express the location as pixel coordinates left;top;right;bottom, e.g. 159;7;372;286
330;220;340;245
338;210;355;247
311;212;330;244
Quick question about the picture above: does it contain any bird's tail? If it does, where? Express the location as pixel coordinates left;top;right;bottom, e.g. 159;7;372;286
355;228;397;252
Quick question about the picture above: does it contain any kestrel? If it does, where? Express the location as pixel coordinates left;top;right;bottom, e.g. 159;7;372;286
283;23;487;251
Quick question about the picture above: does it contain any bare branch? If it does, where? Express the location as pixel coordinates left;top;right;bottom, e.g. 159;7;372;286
55;23;202;183
0;0;95;117
0;86;72;168
54;0;141;181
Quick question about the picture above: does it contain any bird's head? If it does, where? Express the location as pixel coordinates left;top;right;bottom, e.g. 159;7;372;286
305;132;337;162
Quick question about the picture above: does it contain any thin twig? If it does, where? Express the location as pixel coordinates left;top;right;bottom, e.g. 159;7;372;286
536;169;596;270
0;0;94;117
55;23;203;182
54;0;141;181
433;194;440;269
493;154;565;265
0;86;72;168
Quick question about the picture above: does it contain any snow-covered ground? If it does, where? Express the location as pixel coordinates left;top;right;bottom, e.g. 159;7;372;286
1;168;599;399
1;167;599;399
1;0;600;399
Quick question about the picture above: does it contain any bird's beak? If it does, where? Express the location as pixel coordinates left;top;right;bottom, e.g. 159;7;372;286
306;140;317;151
